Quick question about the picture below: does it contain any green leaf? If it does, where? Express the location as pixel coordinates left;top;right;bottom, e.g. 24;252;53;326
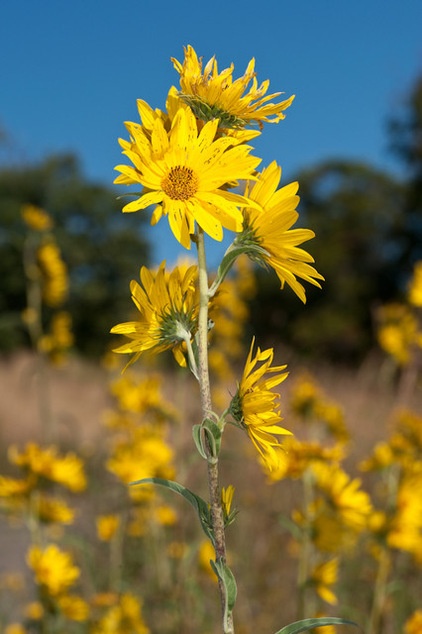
203;418;222;458
210;558;237;630
273;617;360;634
130;477;213;542
192;424;208;459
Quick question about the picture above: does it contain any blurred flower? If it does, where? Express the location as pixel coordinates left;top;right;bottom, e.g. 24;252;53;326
198;539;217;581
172;45;295;129
230;338;290;471
310;558;339;605
404;609;422;634
114;105;261;249
36;494;75;525
36;239;69;307
96;514;120;541
266;438;345;482
408;261;422;307
24;601;44;620
56;594;90;621
21;204;53;232
27;544;80;596
9;443;86;492
110;372;178;422
38;311;74;363
111;262;198;369
90;592;149;634
377;303;422;366
153;504;178;526
238;162;324;303
5;624;27;634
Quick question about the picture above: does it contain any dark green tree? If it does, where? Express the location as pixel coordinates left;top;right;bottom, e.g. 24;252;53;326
0;153;151;356
389;73;422;272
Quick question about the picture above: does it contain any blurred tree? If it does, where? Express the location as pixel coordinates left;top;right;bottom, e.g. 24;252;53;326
250;160;405;363
0;153;150;356
388;73;422;271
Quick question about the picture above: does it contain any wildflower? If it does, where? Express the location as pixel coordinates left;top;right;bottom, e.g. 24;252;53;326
310;558;339;605
5;625;27;634
172;45;295;129
153;504;178;526
9;443;86;492
96;514;120;541
90;592;149;634
38;311;74;363
405;609;422;634
24;601;44;620
237;162;324;303
312;463;372;532
111;262;198;368
27;544;80;596
266;438;345;482
198;539;217;580
56;594;90;621
408;261;422;307
114;106;261;249
21;204;53;232
377;303;422;366
229;338;291;471
36;239;69;307
37;494;75;525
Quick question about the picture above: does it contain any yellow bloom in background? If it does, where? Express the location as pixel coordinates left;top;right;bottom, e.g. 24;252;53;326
56;594;90;621
114;105;261;248
110;372;178;422
96;514;120;541
312;463;372;532
172;45;295;129
27;544;80;596
239;162;324;303
111;262;198;368
153;504;178;526
9;443;87;492
310;558;339;605
408;260;422;307
37;494;75;525
24;601;44;620
376;303;422;366
5;624;27;634
90;592;149;634
230;338;291;471
36;239;69;307
405;609;422;634
21;204;53;232
267;438;345;482
198;539;217;581
38;311;74;363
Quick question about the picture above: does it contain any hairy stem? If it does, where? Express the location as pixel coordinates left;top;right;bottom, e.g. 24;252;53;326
195;229;233;634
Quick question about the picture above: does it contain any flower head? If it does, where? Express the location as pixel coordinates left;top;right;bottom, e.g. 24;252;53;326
230;338;290;471
27;544;80;596
110;262;198;368
238;162;324;302
408;261;422;307
114;106;261;249
21;204;53;232
172;45;295;129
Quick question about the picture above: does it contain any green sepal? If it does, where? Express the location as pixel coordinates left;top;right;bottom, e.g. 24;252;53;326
130;477;213;542
209;241;270;297
273;617;360;634
210;558;237;630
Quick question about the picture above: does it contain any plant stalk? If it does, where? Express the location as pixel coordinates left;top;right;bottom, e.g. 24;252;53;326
195;228;233;634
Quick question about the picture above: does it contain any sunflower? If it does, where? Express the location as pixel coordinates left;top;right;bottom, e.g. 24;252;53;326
114;106;261;249
172;45;295;129
238;161;324;303
110;262;198;368
229;338;291;471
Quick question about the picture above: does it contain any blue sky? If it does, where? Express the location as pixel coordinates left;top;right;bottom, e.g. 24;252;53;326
1;0;422;267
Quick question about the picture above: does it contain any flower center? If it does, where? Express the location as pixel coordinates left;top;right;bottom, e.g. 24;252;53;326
162;166;199;201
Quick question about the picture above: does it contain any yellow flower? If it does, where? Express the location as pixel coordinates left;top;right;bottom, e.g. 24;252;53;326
310;559;339;605
198;539;217;581
57;594;90;621
37;494;75;524
230;338;291;471
21;204;53;231
90;592;149;634
312;463;372;532
27;544;80;596
96;514;120;541
239;162;324;303
9;443;86;492
267;438;345;482
172;45;295;129
153;504;178;526
39;311;74;363
114;105;261;249
5;625;27;634
36;239;69;307
24;601;44;620
408;261;422;307
377;303;421;366
110;262;198;368
405;609;422;634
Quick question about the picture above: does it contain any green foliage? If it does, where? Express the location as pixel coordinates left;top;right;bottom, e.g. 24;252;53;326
0;153;150;355
273;617;359;634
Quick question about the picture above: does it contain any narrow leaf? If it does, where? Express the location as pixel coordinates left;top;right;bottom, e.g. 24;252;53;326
192;424;208;459
130;477;213;541
210;558;237;630
273;617;360;634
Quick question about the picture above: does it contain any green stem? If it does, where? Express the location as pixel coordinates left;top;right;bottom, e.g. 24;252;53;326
195;228;233;634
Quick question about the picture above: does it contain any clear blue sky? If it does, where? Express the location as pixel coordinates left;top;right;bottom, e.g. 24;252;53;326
1;0;422;267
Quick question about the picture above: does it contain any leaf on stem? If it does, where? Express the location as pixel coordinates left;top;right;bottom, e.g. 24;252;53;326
273;617;360;634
